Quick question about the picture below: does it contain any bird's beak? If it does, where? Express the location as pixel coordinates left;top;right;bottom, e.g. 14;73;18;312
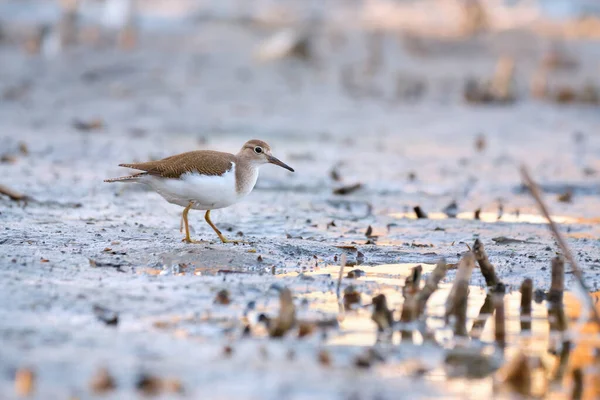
267;155;294;172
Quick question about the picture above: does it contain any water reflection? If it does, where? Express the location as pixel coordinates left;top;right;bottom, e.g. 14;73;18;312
283;263;556;348
282;263;600;399
389;211;583;224
150;262;599;399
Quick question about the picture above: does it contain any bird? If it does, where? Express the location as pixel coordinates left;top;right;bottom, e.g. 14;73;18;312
105;139;294;244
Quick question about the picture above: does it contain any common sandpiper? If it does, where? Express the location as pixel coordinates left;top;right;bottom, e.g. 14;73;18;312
105;140;294;243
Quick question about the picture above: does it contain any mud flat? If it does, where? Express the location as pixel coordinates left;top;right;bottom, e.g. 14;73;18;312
1;3;600;398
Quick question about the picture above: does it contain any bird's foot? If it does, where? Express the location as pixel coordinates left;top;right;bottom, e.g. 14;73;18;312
182;237;206;244
219;235;251;245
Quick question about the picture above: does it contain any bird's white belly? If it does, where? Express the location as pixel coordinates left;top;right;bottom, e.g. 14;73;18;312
141;168;241;210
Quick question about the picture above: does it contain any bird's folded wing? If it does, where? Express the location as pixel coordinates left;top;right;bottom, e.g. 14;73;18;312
119;150;235;179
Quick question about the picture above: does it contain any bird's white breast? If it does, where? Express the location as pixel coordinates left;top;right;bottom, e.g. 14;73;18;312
141;163;252;210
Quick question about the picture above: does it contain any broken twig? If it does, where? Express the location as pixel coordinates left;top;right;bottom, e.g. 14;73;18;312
0;184;31;203
520;166;600;326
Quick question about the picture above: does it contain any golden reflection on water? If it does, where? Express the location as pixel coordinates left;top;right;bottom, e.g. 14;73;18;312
151;262;599;399
281;263;552;348
281;263;600;399
389;211;585;224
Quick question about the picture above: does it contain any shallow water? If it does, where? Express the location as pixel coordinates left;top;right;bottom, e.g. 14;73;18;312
152;262;600;399
390;211;581;225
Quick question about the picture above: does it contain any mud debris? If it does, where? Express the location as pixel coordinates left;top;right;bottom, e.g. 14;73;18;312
317;350;332;367
135;374;162;396
0;184;32;203
371;294;393;335
354;348;385;369
333;183;362;195
557;189;573;203
491;236;538;245
475;134;486;152
214;289;231;305
445;347;500;379
413;206;428;219
72;118;104;132
92;304;119;326
90;367;116;394
442;201;458;218
346;269;365;279
494;292;506;349
267;288;296;338
343;285;361;311
14;368;35;397
496;353;532;396
520;279;533;332
445;253;475;336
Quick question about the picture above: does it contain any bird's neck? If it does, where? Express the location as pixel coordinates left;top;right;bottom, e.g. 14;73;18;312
234;160;260;196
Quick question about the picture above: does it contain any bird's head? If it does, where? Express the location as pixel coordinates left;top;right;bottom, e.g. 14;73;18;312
238;139;294;172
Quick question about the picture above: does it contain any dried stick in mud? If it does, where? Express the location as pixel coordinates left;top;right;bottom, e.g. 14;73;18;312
471;239;505;338
548;257;568;334
415;259;447;342
269;288;296;338
494;291;506;350
413;206;428;219
520;278;533;332
473;239;500;287
471;283;505;339
371;294;394;343
336;254;347;314
403;265;422;299
416;259;448;317
547;256;571;381
400;265;423;343
571;368;583;400
446;253;475;337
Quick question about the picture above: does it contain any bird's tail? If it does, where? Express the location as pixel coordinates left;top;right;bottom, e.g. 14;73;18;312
104;172;146;183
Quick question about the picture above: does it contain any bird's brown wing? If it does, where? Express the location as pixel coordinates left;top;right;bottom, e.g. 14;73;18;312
119;150;235;179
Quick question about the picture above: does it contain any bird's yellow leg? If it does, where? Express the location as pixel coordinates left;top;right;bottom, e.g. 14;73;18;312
181;202;203;244
204;210;247;244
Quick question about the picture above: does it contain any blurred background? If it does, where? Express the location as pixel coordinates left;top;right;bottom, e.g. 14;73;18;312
1;0;600;218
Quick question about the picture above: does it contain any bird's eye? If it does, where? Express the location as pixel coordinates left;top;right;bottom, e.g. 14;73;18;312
254;146;263;154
